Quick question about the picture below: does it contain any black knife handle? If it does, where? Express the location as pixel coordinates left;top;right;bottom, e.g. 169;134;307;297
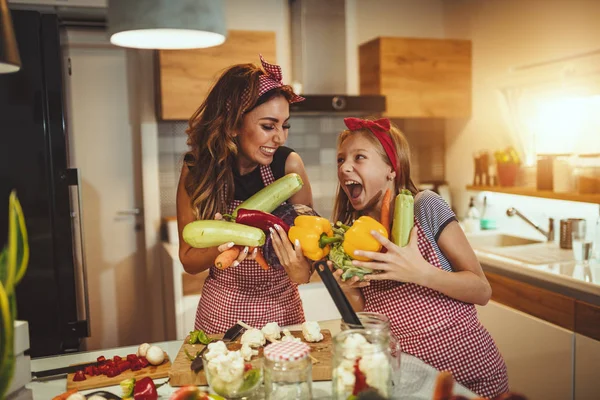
314;260;363;327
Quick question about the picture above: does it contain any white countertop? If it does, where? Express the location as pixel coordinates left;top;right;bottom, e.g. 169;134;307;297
25;320;475;399
466;231;600;301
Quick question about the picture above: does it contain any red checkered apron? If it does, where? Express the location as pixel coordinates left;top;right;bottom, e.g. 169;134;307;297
362;219;509;398
194;165;305;333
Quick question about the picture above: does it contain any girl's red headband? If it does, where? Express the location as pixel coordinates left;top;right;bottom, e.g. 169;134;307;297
343;117;398;175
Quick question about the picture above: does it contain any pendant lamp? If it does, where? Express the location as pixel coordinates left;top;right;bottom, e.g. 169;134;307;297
108;0;227;50
0;0;21;73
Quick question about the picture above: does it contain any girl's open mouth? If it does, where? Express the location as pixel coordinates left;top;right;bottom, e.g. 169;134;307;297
344;180;363;199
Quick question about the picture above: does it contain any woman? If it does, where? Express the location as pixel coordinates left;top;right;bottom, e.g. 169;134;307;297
177;55;314;333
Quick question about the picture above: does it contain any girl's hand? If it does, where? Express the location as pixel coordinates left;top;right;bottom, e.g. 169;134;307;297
328;261;370;290
269;224;312;284
353;227;435;285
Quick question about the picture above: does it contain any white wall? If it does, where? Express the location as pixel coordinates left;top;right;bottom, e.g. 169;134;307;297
345;0;445;94
443;0;600;218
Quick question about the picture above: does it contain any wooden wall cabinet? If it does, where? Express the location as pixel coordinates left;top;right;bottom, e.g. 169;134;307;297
359;37;472;118
156;30;276;121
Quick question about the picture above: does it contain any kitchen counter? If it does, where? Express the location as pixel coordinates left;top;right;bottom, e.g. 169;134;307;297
24;319;475;399
466;231;600;305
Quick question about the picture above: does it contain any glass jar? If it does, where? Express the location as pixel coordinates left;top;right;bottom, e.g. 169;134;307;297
263;341;312;400
552;154;575;193
332;328;394;399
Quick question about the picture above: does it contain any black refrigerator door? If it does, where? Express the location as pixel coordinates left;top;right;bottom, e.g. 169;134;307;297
0;11;87;357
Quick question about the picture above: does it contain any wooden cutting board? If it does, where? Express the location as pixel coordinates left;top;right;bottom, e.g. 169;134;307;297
66;354;171;391
169;330;333;387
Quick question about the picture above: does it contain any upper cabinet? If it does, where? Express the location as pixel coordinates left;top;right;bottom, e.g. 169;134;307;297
359;37;472;118
156;30;276;121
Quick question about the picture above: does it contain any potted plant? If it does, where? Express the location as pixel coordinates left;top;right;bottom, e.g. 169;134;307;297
0;191;29;399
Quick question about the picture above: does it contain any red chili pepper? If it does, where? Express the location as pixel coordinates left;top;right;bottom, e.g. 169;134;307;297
235;208;290;233
96;355;106;364
133;377;158;400
352;358;369;395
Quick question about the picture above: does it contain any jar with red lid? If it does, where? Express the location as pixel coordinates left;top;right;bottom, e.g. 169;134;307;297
263;341;312;399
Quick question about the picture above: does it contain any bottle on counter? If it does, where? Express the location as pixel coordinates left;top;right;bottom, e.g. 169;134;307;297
480;195;497;230
264;341;312;400
463;196;481;233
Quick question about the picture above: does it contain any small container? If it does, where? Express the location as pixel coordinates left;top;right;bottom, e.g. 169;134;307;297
537;155;554;191
574;154;600;194
264;341;312;400
560;218;586;249
552;154;575;193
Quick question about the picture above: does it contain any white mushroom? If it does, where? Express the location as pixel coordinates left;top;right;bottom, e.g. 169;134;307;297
136;342;151;357
240;328;266;348
145;345;165;365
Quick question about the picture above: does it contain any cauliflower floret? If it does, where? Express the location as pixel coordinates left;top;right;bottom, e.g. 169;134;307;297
204;340;228;361
360;351;390;397
334;363;356;394
301;321;323;342
281;329;301;343
240;343;258;361
261;322;281;342
341;333;367;359
240;328;266;348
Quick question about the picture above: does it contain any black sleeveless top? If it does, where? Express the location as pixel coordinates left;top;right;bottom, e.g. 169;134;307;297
185;146;294;201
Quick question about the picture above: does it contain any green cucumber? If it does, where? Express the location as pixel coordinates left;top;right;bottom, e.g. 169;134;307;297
391;189;414;247
183;220;266;248
232;173;303;218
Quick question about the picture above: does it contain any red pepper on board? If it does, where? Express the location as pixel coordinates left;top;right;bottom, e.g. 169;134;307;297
168;385;211;400
235;208;291;233
352;358;369;395
133;376;158;400
73;370;86;381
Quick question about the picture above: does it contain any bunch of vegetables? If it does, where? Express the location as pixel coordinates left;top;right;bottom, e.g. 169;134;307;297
182;173;304;270
0;191;29;400
324;189;415;281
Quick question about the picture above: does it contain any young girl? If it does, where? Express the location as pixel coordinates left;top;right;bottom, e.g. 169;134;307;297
177;55;314;334
331;117;509;397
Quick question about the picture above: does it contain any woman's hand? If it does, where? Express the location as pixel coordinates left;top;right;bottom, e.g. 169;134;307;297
354;227;436;285
215;212;255;266
269;224;312;284
329;261;370;290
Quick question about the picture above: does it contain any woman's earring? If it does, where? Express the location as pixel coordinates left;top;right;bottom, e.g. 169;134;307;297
387;176;394;181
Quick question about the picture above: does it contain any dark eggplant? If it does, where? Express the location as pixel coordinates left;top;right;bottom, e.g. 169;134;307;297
262;204;322;268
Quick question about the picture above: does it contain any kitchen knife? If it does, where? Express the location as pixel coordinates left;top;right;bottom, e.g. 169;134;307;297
314;259;363;327
190;324;246;372
31;360;100;380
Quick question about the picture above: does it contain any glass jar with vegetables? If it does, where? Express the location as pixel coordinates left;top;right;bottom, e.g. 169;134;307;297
332;329;394;399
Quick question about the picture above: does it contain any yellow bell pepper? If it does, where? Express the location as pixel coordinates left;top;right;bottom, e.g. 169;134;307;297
288;216;341;260
342;216;389;261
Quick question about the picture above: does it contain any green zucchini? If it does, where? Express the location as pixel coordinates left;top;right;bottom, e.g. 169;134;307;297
391;189;414;247
232;173;303;218
183;220;266;248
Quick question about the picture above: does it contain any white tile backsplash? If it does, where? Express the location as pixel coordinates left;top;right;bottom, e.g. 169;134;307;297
320;149;337;165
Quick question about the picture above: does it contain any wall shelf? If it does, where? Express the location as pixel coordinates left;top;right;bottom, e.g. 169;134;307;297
466;185;600;204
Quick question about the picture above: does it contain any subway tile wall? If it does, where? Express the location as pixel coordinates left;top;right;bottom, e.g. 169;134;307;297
157;116;349;220
157;116;446;220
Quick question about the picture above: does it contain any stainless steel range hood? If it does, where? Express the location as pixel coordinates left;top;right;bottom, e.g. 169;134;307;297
289;0;385;114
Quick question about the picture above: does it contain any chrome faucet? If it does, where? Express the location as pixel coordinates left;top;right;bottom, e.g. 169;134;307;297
506;207;554;241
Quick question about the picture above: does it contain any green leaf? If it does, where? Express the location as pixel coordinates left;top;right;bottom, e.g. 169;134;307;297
11;193;29;286
0;283;15;399
197;330;213;345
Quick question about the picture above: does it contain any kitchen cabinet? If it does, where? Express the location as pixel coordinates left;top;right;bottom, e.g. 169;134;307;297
156;30;276;121
359;37;472;118
476;301;574;400
574;333;600;399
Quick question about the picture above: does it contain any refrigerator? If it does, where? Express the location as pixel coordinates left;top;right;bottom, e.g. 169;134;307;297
0;10;89;357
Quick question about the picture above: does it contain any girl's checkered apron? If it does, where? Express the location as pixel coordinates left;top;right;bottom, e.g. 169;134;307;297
362;219;509;398
194;164;305;333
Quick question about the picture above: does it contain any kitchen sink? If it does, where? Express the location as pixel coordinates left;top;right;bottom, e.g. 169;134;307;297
467;233;544;248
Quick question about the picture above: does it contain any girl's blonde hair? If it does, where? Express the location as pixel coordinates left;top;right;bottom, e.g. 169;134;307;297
184;64;297;220
331;119;418;224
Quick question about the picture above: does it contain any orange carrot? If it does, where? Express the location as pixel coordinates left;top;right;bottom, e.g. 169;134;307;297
433;371;454;400
380;188;392;230
254;248;270;270
215;246;241;269
53;389;78;400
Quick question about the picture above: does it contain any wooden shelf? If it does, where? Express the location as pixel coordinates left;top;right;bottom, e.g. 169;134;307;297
466;185;600;204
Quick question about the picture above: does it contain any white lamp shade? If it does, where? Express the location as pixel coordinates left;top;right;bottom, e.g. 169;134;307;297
107;0;226;50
